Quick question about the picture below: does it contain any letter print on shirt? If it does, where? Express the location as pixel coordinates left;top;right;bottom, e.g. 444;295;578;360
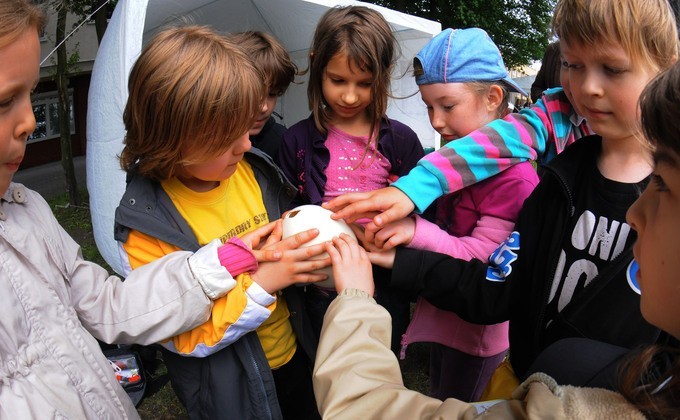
486;231;520;282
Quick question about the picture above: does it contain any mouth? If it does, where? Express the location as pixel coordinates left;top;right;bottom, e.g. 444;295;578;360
337;105;359;114
632;245;642;277
584;106;610;119
5;158;22;172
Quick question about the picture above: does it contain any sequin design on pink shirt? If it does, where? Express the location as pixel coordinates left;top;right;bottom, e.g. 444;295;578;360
322;125;392;202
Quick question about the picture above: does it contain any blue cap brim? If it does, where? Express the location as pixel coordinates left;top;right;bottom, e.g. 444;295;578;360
502;77;528;96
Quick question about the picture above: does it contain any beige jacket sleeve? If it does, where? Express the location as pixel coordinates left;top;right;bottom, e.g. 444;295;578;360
314;289;645;420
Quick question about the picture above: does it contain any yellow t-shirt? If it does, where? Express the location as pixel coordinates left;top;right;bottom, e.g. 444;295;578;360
122;161;296;368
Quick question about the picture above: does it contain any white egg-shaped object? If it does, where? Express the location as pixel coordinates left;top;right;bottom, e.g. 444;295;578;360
282;204;356;288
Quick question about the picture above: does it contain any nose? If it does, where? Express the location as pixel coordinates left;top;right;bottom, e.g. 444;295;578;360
626;188;646;233
429;109;445;132
342;87;359;105
15;95;36;141
579;69;604;98
260;99;269;114
235;132;251;154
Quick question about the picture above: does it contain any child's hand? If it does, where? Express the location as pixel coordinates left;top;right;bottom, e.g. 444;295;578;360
348;224;396;269
326;234;375;296
252;241;331;294
370;216;416;250
241;220;324;263
323;186;415;228
240;220;283;261
366;248;396;270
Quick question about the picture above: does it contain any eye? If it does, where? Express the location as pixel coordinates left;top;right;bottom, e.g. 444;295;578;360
359;82;372;88
443;104;454;111
652;173;668;192
604;66;625;75
0;97;13;108
562;59;582;70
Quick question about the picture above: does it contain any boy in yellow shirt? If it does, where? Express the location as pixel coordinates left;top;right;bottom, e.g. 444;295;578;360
114;26;324;419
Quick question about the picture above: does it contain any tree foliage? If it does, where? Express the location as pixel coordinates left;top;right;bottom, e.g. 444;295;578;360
367;0;556;69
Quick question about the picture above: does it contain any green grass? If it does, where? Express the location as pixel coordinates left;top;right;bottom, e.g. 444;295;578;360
50;190;430;418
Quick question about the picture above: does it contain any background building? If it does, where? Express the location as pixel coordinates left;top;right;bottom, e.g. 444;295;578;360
23;8;102;169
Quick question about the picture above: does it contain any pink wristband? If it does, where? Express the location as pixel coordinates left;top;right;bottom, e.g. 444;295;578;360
217;236;258;276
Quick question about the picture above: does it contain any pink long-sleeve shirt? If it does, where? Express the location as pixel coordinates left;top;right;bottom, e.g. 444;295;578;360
401;161;538;358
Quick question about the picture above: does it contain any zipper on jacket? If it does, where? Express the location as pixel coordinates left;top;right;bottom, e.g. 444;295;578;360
244;338;274;420
399;333;409;360
534;166;574;355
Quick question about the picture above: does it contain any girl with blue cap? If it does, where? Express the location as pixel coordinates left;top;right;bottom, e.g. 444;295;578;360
368;27;538;402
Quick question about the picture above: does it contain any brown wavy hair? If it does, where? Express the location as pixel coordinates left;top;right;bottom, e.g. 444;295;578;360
616;62;680;419
120;25;264;181
618;344;680;418
306;6;396;142
0;0;46;48
227;31;298;96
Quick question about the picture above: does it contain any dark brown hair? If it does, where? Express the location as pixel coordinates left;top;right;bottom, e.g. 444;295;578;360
307;5;396;141
227;31;297;96
0;0;46;48
618;344;680;418
120;25;264;181
640;61;680;155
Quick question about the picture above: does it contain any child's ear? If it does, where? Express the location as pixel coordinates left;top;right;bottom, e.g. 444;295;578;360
485;84;505;113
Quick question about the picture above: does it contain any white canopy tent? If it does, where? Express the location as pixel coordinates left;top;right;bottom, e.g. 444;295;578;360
86;0;441;274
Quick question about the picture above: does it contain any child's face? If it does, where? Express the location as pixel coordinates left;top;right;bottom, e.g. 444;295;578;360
419;82;496;144
176;131;251;191
322;52;372;126
0;29;40;196
626;145;680;339
560;39;655;143
249;92;278;137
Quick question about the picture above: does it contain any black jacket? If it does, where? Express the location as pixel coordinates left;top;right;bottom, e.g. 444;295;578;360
391;136;660;378
251;116;286;160
114;148;314;420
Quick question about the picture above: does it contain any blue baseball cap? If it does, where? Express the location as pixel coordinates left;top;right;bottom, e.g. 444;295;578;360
414;28;527;96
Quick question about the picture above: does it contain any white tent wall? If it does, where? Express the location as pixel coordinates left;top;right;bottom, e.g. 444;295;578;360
87;0;441;275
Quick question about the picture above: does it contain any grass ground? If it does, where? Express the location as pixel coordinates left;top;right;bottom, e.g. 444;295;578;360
50;190;430;419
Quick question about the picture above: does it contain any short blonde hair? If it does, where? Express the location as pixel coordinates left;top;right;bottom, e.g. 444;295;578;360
0;0;46;49
552;0;678;73
466;81;510;119
120;25;264;181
